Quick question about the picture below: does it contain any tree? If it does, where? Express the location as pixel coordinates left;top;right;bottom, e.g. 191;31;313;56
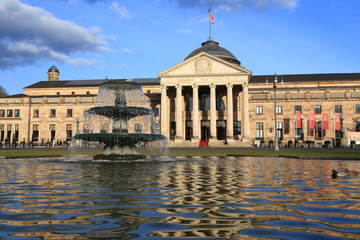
0;86;8;97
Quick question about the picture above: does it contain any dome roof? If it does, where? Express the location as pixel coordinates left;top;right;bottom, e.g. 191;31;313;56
184;40;240;65
48;64;59;73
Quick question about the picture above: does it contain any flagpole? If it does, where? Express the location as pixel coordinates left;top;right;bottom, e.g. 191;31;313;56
208;8;212;40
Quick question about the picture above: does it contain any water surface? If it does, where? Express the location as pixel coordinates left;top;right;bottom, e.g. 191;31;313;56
0;156;359;239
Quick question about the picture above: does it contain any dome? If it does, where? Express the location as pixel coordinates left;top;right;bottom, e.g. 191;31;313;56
184;40;240;65
48;64;59;73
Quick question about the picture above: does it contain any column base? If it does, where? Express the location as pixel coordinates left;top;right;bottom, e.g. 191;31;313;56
241;136;251;143
175;137;183;143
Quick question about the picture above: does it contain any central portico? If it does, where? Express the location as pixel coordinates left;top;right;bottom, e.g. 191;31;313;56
158;40;252;147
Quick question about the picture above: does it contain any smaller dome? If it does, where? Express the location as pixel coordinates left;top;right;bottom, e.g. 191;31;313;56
48;64;59;73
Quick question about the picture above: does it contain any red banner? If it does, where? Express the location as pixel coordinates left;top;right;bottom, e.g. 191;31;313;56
322;113;329;130
309;112;315;129
335;113;341;131
296;111;301;128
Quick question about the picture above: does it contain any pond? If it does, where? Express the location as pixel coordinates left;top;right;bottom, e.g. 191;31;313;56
0;156;359;239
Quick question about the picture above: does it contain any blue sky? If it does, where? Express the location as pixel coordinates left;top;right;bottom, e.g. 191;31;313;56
1;0;359;95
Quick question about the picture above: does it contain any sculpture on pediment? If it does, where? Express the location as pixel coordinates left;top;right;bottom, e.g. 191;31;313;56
195;58;212;73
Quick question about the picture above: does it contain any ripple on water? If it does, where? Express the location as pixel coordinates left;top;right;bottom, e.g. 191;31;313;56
240;228;350;240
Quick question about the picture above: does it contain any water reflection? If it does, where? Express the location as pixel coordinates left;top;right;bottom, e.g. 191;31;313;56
0;157;359;239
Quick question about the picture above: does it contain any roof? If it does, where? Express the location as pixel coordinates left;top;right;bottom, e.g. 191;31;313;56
185;40;241;65
250;73;360;84
0;94;28;99
24;78;161;89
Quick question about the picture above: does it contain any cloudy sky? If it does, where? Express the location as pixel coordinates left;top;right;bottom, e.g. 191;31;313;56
1;0;359;95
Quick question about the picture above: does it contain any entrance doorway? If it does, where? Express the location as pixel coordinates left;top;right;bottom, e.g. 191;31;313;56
201;120;210;141
186;121;193;140
217;120;226;140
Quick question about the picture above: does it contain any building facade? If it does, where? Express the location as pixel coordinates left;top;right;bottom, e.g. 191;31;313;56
1;40;360;147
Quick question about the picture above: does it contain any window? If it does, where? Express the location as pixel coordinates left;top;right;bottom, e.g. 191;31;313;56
315;105;322;114
170;122;176;136
276;122;283;140
15;110;20;117
0;125;4;141
315;121;322;139
152;108;159;116
67;109;73;117
7;110;13;117
57;92;60;95
0;110;4;117
295;105;302;113
71;92;75;95
186;97;193;111
135;123;142;133
276;106;282;114
66;124;73;141
233;121;241;135
50;109;56;117
199;92;225;111
34;109;39;118
86;91;90;95
256;122;264;139
14;125;19;141
355;105;360;114
335;105;342;113
50;124;56;140
32;125;39;142
6;125;11;141
256;106;263;114
100;124;107;133
295;119;303;140
356;121;360;132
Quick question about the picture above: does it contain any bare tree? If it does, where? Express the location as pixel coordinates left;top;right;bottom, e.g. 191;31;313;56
0;86;8;97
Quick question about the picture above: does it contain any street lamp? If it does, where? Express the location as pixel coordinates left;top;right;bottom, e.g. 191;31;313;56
266;73;283;151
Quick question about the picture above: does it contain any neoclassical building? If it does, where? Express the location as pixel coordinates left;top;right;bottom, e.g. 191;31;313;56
1;40;360;147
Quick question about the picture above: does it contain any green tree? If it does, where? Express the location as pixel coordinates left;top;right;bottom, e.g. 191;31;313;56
0;86;8;97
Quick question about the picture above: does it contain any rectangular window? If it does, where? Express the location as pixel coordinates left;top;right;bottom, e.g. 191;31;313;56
50;124;56;140
295;119;303;140
356;121;360;132
276;106;282;114
67;109;73;117
335;105;342;113
6;125;11;141
315;105;322;114
14;125;19;141
170;122;176;136
315;121;322;139
50;109;56;117
295;105;302;113
0;110;4;117
100;124;107;133
256;122;264;139
32;125;39;142
155;123;160;134
276;122;283;140
34;109;39;118
233;121;241;135
256;106;263;114
15;109;20;117
7;110;13;117
356;105;360;114
135;123;142;133
66;124;72;141
0;125;4;141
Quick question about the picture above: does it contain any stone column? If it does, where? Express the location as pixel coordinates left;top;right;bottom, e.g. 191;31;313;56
226;83;234;140
192;84;199;140
160;85;168;138
242;83;251;142
210;84;217;139
175;84;183;141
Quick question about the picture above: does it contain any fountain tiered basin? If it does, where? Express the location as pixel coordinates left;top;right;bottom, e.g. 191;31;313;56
73;80;167;160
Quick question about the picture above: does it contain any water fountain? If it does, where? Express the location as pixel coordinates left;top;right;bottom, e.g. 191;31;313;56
72;80;167;160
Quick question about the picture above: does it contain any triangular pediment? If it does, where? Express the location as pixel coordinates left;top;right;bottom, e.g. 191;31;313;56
158;52;251;78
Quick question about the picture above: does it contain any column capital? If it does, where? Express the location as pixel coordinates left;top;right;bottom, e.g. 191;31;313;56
243;82;249;88
176;84;182;90
161;84;167;90
226;83;233;88
192;84;199;89
210;83;216;89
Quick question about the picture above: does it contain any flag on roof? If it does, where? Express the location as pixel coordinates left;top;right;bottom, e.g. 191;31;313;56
208;8;214;24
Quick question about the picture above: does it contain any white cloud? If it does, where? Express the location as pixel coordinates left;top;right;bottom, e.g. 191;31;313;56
178;28;194;34
109;2;132;19
120;48;133;53
0;0;107;70
67;58;97;67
